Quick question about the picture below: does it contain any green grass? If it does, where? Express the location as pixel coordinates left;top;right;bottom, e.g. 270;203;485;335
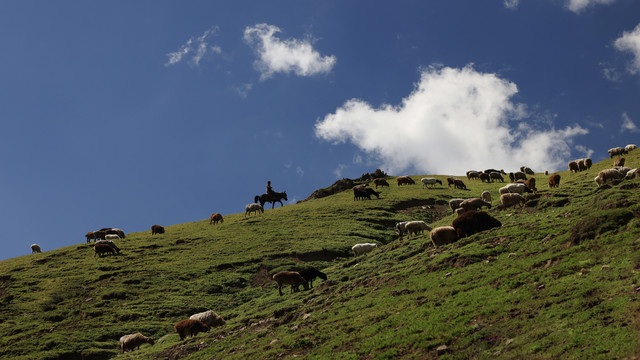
2;154;640;359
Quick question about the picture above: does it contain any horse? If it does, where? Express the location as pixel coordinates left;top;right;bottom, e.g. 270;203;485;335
254;191;288;209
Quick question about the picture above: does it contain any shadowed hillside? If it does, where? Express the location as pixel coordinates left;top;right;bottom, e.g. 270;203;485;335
2;152;640;359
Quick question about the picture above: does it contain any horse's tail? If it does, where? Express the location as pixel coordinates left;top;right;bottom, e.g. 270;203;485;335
254;195;260;204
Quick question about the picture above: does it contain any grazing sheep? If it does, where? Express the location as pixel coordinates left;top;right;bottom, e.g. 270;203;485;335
295;267;328;288
521;167;534;175
245;203;264;217
85;232;96;243
577;159;587;172
449;198;465;213
625;168;639;180
105;234;121;240
272;271;309;296
513;171;527;181
452;210;502;239
585;158;592;169
625;144;637;152
500;193;526;209
499;183;532;195
453;179;467;190
508;172;515;182
421;177;443;188
481;191;491;203
548;174;561;188
353;187;381;200
614;157;625;167
467;171;480;180
395;221;410;237
120;333;154;353
396;176;415;185
598;169;625;184
190;310;226;328
30;244;41;254
405;221;432;239
459;198;492;212
210;213;224;225
479;173;491;183
489;172;504;182
151;225;165;235
608;147;627;158
174;319;210;340
455;207;467;216
352;243;378;256
524;178;537;192
446;177;456;187
484;169;505;175
94;243;116;257
373;178;390;188
429;226;457;248
95;240;120;254
614;166;632;175
595;175;604;186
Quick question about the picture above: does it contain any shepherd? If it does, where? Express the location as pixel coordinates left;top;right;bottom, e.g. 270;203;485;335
256;181;288;209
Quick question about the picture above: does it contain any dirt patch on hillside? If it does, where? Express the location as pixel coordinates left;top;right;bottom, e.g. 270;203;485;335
155;333;226;360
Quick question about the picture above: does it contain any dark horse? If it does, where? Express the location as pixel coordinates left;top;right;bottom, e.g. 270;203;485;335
255;191;288;209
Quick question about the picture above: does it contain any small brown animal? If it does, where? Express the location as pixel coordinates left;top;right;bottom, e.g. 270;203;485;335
120;333;154;353
210;213;224;225
548;174;561;188
94;243;116;257
272;271;309;296
174;319;210;340
151;225;165;235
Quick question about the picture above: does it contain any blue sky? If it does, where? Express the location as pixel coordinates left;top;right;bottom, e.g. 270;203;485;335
1;0;640;260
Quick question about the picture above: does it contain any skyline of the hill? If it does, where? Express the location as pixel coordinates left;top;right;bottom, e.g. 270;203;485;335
2;1;640;260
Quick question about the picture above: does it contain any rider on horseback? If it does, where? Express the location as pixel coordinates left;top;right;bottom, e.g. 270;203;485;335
266;181;274;195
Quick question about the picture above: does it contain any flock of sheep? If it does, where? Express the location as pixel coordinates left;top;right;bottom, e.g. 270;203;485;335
26;143;638;355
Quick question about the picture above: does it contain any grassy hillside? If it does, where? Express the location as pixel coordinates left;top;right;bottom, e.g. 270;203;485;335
2;152;640;359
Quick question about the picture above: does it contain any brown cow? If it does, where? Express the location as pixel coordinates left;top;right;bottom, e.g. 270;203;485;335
210;213;224;225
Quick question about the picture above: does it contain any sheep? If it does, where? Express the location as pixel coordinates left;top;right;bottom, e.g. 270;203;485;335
479;173;491;183
626;144;637;152
481;191;491;203
489;172;504;182
548;174;561;188
405;221;432;239
272;271;309;296
373;178;390;188
455;207;467;215
585;158;592;169
577;159;587;172
625;168;639;180
452;210;502;239
524;178;537;192
500;193;526;209
353;187;380;200
296;267;328;288
209;213;224;225
421;177;443;188
94;243;116;257
614;166;632;175
499;183;532;195
453;179;467;190
396;176;415;185
513;171;527;181
521;167;534;175
449;198;465;213
190;310;226;328
30;244;41;254
614;157;625;167
429;226;457;248
609;147;627;158
459;198;492;212
105;234;121;240
595;175;604;186
95;240;121;254
446;177;456;187
174;319;210;340
85;232;96;243
395;221;410;237
598;169;625;184
467;171;480;180
151;224;165;235
120;333;154;353
352;243;378;256
245;203;264;217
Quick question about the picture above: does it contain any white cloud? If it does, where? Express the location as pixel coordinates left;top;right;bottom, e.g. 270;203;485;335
621;113;639;132
296;166;304;177
614;23;640;74
566;0;615;13
333;164;348;178
243;23;336;80
575;145;595;158
166;27;221;67
315;65;588;175
235;83;253;98
504;0;519;10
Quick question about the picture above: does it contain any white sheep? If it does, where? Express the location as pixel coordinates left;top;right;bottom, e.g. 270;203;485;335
481;191;491;203
105;234;121;240
500;193;526;209
499;183;531;195
352;243;378;256
625;168;639;180
429;226;457;248
449;198;465;213
421;177;443;188
405;221;432;239
190;310;226;328
120;333;154;353
245;203;264;217
395;221;410;237
598;169;625;184
30;244;41;254
626;144;637;152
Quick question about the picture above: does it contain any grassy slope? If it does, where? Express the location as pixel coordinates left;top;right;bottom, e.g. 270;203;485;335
1;153;640;359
